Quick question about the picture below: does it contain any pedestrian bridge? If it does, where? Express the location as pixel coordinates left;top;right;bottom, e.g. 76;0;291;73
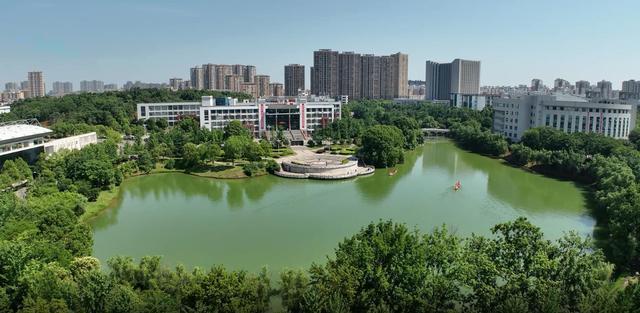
422;128;450;136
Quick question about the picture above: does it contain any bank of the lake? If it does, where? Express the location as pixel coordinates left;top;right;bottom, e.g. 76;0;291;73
89;140;595;274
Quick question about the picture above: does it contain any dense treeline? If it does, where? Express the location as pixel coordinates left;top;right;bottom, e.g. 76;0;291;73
279;219;640;313
449;121;508;157
503;127;640;273
0;88;251;131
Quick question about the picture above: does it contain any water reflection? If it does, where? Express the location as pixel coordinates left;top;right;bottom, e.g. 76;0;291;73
89;141;595;271
354;147;421;202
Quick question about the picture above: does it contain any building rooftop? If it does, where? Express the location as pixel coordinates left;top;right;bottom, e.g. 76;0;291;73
0;121;53;145
552;93;588;102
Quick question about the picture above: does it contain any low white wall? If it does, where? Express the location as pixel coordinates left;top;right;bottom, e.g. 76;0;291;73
44;132;98;155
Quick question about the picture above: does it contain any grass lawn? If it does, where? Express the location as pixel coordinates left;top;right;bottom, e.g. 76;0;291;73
271;147;294;158
80;185;121;223
79;159;270;223
327;144;357;155
153;161;267;179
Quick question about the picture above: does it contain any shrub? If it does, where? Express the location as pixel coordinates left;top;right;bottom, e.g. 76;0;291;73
242;162;261;176
165;159;175;170
265;159;281;173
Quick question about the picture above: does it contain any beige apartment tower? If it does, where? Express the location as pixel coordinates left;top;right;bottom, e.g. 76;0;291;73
338;52;361;100
254;75;271;97
190;66;205;90
360;54;381;99
28;71;45;98
270;83;284;97
311;49;340;97
311;49;408;99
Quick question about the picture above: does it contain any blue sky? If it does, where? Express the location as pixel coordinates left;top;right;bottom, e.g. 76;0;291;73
1;0;639;89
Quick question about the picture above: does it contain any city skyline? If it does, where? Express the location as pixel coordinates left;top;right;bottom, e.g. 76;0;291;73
2;0;639;89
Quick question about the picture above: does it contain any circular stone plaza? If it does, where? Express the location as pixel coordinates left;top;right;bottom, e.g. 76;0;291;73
274;147;374;180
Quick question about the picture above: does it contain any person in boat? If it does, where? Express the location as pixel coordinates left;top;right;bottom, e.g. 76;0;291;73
454;180;461;190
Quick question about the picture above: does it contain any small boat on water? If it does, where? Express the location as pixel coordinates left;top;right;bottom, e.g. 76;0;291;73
453;180;462;191
388;168;398;176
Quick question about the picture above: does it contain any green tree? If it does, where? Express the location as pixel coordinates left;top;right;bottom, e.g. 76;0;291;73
223;136;248;165
359;125;405;168
223;120;251;139
198;142;222;165
181;142;200;168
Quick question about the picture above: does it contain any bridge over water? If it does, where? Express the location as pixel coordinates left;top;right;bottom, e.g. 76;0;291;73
422;128;450;136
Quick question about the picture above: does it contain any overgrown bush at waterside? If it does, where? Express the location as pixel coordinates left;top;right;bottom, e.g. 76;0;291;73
449;121;509;157
496;127;640;273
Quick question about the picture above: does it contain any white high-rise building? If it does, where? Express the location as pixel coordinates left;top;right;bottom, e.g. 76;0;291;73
52;81;73;96
450;59;480;94
425;58;480;102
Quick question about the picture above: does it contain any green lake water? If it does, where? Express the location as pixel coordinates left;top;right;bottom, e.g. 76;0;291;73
90;140;595;273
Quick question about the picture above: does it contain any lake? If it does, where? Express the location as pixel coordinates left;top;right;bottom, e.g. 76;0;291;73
90;140;595;273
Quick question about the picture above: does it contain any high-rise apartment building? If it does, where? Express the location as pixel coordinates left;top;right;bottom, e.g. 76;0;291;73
28;71;45;98
215;65;233;90
190;66;204;90
621;80;640;100
531;79;543;91
20;81;30;91
597;80;613;99
52;81;73;96
243;65;256;83
425;59;477;100
311;49;340;97
284;64;305;96
196;64;256;90
338;52;361;100
4;82;18;92
224;74;242;92
554;78;571;90
232;64;245;76
240;83;258;98
80;80;105;93
361;55;381;99
312;49;407;100
202;64;216;90
255;75;271;97
169;78;183;91
104;84;118;91
576;80;590;96
387;52;409;99
270;83;284;97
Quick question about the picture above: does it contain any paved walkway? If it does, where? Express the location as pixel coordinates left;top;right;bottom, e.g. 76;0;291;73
275;146;374;180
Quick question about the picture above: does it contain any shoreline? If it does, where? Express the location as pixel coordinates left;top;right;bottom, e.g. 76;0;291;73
80;165;268;223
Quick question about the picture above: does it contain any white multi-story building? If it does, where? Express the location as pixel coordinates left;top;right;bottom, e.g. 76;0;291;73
137;96;341;137
137;101;201;126
200;96;260;133
493;94;637;141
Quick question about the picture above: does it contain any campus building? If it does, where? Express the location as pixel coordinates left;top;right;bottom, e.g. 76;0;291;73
137;95;341;139
0;119;97;163
493;94;637;141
